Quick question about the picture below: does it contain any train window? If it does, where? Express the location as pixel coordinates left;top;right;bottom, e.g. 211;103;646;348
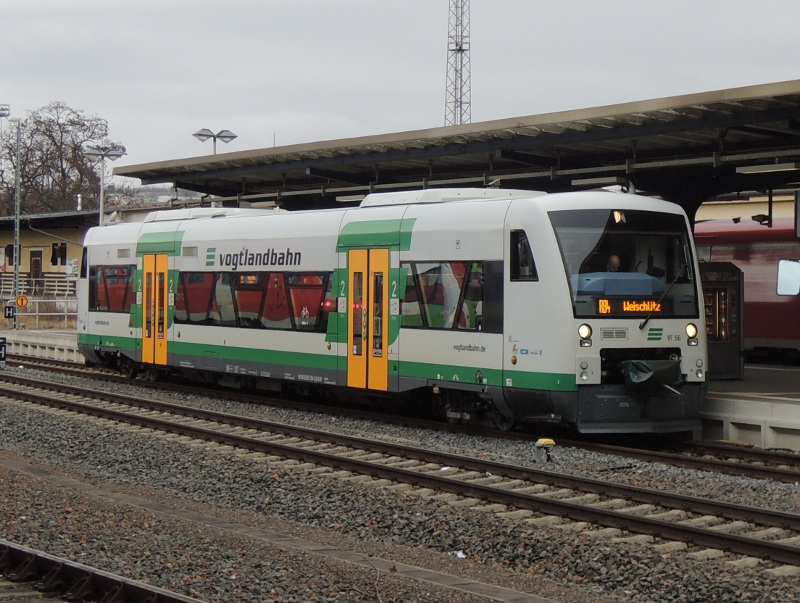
172;269;332;332
260;273;292;329
511;231;538;281
80;247;88;279
175;272;215;324
372;272;384;355
157;272;166;337
550;208;700;319
418;262;461;329
210;273;237;326
287;273;326;331
777;260;800;295
318;276;336;332
400;268;423;327
145;272;153;337
89;265;135;313
400;261;486;331
88;265;98;309
352;271;364;355
458;262;484;330
235;272;267;328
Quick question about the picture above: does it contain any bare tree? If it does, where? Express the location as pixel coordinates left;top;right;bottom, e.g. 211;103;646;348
0;101;125;215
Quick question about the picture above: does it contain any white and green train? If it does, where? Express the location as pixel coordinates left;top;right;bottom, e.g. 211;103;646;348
77;188;707;434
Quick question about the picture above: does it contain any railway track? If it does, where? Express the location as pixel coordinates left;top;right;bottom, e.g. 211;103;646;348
557;438;800;483
1;371;799;570
8;356;800;484
0;539;205;603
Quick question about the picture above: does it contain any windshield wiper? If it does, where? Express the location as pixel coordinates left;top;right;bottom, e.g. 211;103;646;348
639;265;686;330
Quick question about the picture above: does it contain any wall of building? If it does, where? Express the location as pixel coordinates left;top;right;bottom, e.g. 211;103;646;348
1;227;84;277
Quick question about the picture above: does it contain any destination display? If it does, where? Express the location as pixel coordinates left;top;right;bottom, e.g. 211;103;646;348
597;297;664;315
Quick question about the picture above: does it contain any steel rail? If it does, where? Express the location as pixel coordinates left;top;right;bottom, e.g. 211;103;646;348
1;375;799;531
0;539;206;603
560;439;800;482
3;382;800;566
5;362;800;484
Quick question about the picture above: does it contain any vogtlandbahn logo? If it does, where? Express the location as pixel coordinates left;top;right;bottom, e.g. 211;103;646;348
647;328;664;341
205;247;302;270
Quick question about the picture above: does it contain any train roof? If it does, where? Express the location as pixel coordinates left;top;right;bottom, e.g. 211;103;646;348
143;206;286;223
359;188;540;207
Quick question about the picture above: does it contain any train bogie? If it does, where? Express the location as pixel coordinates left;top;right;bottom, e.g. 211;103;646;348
78;189;707;434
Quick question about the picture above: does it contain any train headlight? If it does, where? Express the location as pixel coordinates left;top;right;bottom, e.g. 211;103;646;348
685;323;699;346
578;323;592;347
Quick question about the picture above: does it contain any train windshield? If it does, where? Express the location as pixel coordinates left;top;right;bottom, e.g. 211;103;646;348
549;208;699;319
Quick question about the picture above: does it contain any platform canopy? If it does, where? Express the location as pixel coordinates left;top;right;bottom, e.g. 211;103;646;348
115;79;800;219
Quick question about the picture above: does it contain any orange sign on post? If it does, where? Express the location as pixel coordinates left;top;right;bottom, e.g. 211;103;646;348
16;295;28;308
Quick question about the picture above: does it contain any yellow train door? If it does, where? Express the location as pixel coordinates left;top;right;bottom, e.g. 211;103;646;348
347;248;389;391
142;254;169;366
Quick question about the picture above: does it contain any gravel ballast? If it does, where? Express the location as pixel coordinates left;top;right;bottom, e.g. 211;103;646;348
1;368;799;602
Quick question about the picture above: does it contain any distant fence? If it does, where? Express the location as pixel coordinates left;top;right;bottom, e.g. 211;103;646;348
0;275;76;299
0;275;77;329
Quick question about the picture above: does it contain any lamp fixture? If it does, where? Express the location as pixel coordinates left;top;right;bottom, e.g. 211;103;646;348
85;145;126;225
193;129;237;154
735;162;800;174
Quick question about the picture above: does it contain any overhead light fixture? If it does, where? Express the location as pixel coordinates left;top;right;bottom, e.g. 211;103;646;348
735;162;800;174
335;194;365;203
193;128;238;154
571;176;626;187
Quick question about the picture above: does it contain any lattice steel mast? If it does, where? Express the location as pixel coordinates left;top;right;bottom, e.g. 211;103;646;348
444;0;471;126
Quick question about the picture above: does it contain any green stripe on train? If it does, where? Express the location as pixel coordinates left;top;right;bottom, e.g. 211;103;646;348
77;333;137;349
398;361;577;392
79;334;576;393
168;341;338;370
137;231;185;255
336;219;415;251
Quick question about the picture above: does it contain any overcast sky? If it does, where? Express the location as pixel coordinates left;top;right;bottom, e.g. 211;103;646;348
4;0;800;176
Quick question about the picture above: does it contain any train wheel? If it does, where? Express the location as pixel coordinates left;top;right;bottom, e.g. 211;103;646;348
120;361;138;379
489;410;516;432
143;368;160;382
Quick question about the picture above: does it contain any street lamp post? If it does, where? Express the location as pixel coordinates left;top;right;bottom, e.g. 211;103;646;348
85;145;125;226
0;104;9;170
8;117;21;329
193;129;237;154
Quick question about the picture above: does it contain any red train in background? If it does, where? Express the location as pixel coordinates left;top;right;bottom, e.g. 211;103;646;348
694;217;800;353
